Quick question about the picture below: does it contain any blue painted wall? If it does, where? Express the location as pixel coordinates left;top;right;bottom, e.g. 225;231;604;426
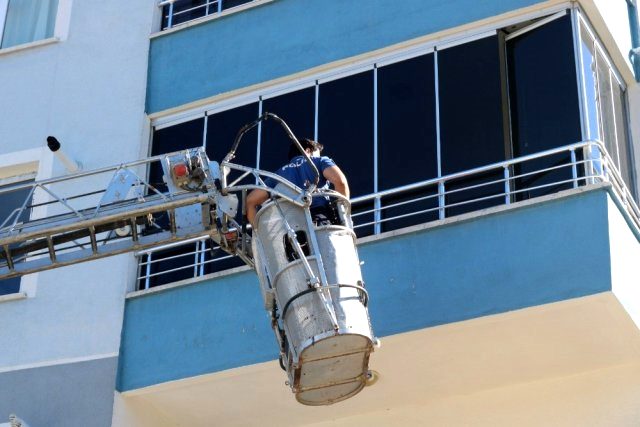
147;0;547;113
118;189;613;391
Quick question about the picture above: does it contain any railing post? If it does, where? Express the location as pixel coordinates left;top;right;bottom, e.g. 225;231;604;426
570;148;578;189
199;240;206;276
602;158;610;183
218;0;223;13
503;166;511;205
167;1;174;29
374;196;381;235
144;253;152;290
193;241;200;277
438;181;445;220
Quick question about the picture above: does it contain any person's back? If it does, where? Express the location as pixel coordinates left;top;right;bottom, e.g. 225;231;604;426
246;138;350;227
267;155;336;209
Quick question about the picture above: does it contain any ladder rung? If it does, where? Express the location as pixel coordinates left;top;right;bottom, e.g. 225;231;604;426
46;236;57;263
130;217;139;242
89;226;98;254
3;244;14;271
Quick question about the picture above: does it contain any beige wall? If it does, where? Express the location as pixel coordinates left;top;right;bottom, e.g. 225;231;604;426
308;363;640;427
114;294;640;427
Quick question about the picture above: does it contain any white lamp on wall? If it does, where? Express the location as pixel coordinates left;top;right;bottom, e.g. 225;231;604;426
46;136;82;173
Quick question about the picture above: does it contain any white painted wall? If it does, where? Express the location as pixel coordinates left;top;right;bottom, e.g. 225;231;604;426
0;0;154;368
608;196;640;328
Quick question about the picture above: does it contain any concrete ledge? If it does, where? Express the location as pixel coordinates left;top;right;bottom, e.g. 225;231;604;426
0;37;59;57
0;292;27;304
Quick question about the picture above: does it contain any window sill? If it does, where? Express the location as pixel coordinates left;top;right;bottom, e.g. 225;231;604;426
151;0;274;39
0;37;60;57
0;292;27;303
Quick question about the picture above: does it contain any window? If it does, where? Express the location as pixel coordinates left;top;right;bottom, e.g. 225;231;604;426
0;0;59;49
507;13;582;201
0;179;35;296
160;0;256;30
439;35;506;215
377;53;438;230
146;8;636;289
577;13;635;195
318;71;375;237
261;86;315;172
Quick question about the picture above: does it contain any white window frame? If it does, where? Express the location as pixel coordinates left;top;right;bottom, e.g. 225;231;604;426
0;148;52;302
0;0;73;55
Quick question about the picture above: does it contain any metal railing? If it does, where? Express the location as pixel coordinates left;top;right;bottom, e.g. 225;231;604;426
0;150;222;279
159;0;256;30
135;140;640;289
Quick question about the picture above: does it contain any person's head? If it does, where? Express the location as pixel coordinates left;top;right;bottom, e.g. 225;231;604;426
288;138;324;160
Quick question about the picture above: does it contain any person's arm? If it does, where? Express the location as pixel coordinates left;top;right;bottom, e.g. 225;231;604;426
246;188;270;228
323;165;350;199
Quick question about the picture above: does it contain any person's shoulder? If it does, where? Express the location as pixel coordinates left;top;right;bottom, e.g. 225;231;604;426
317;156;336;168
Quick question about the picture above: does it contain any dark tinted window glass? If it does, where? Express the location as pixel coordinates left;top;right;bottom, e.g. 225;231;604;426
0;181;35;295
150;117;205;191
596;54;618;164
222;0;253;10
579;25;600;141
612;82;634;193
140;244;198;289
318;71;374;236
439;35;505;216
507;15;582;200
144;118;205;286
207;102;259;171
205;104;258;273
378;54;438;230
260;87;315;172
162;0;208;29
203;239;243;274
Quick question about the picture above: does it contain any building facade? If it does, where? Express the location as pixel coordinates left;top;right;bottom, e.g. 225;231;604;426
1;0;640;426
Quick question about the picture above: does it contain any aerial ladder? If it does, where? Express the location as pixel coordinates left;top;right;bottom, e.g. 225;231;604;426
0;113;377;406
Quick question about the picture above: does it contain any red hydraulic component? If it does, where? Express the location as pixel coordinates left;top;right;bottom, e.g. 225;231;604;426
173;162;188;177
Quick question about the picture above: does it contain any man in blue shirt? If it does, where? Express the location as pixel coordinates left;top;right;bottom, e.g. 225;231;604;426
246;138;350;227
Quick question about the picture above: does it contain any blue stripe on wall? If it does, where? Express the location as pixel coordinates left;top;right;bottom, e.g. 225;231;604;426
118;189;612;391
147;0;547;113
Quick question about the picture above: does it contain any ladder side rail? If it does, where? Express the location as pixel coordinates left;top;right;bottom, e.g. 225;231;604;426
0;192;210;248
0;227;218;279
0;155;191;238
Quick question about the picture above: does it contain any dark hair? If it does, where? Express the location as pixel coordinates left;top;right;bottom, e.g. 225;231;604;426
287;138;324;160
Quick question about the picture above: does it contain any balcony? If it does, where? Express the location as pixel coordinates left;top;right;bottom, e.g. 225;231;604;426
115;141;640;424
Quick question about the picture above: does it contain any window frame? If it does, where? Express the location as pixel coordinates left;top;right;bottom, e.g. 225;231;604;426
575;8;636;196
0;0;72;55
0;148;45;301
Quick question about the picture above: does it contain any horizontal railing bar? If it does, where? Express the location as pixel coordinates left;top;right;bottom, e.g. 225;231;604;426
352;175;596;229
170;2;216;17
135;234;211;256
138;252;234;280
352;160;593;218
351;140;601;204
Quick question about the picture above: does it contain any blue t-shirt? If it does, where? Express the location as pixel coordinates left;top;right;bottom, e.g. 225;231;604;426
265;155;336;208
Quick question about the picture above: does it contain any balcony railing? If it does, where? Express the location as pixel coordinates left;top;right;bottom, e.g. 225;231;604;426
159;0;256;30
135;140;640;290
